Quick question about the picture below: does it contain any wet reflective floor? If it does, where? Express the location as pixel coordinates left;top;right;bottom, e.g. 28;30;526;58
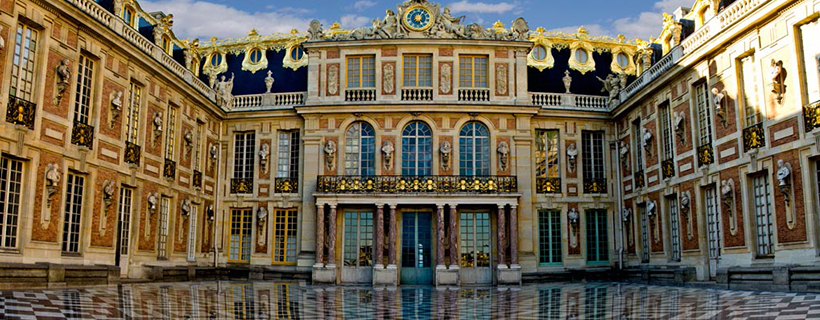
1;281;819;319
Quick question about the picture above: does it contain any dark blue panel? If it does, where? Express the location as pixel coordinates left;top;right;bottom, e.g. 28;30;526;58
198;49;308;95
173;47;186;66
96;0;114;13
138;19;154;43
528;48;635;96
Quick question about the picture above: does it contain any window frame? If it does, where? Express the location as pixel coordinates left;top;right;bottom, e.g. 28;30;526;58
346;55;376;89
0;156;23;250
229;208;253;263
343;211;374;267
117;187;134;256
659;101;675;161
459;122;491;176
272;208;298;265
535;129;560;178
233;131;256;180
62;173;85;255
737;53;763;127
582;131;606;181
165;106;178;160
344;122;376;176
125;82;142;144
458;55;489;88
10;23;40;102
157;196;171;259
403;54;433;87
694;81;713;146
752;174;775;258
73;54;95;125
401;121;433;176
632;119;644;173
538;210;563;265
276;130;300;179
797;17;820;105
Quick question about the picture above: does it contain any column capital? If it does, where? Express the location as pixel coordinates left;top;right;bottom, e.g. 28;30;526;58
386;203;397;209
329;204;337;209
510;204;518;210
436;204;445;210
497;204;507;210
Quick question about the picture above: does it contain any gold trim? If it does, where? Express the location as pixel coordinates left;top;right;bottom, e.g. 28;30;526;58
402;5;434;32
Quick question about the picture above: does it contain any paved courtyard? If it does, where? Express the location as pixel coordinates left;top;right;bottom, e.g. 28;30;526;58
1;281;819;319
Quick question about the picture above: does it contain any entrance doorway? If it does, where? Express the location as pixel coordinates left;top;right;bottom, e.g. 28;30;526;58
459;212;492;285
400;212;433;285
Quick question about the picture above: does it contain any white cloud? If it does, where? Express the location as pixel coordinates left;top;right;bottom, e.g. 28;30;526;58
340;14;372;28
353;0;378;11
612;12;664;40
449;1;516;14
654;0;695;12
548;24;608;37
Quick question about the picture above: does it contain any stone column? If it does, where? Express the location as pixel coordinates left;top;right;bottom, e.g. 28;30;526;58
510;205;519;266
374;204;384;268
315;204;325;266
327;205;337;266
449;205;458;268
388;204;397;266
436;205;445;267
497;205;507;268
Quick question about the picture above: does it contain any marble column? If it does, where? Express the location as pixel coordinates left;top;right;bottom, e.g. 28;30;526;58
327;205;337;266
436;205;445;267
497;205;507;268
315;204;325;266
388;204;397;266
510;205;519;266
374;204;384;267
449;205;458;268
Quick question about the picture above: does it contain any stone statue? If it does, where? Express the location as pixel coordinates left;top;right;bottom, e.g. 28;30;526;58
147;193;158;213
381;9;402;38
439;5;467;38
307;19;323;41
566;143;578;173
440;64;452;94
257;207;268;246
562;70;572;93
382;140;394;171
210;144;218;161
184;130;194;148
674;111;686;143
54;59;71;106
259;143;270;174
208;73;218;89
440;141;452;171
776;160;791;187
265;70;275;93
770;59;786;104
568;208;579;248
103;180;116;210
510;17;530;40
181;198;191;217
721;179;734;207
217;73;235;108
152;112;163;143
497;141;510;172
712;88;727;127
324;140;337;171
597;74;621;108
619;74;628;90
0;26;4;52
383;64;395;94
621;208;631;222
618;141;629;171
642;127;653;156
646;199;656;217
110;91;123;127
45;163;61;208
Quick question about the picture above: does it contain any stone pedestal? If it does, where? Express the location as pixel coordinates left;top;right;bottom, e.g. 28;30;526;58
497;264;521;286
436;265;459;286
312;264;337;284
373;264;398;286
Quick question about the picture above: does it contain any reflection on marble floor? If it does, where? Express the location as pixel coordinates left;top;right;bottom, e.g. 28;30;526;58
1;281;820;319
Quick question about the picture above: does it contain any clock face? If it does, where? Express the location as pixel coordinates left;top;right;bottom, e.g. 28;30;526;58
404;7;432;31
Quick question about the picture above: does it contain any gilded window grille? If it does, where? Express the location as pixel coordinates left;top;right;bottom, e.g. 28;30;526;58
231;178;253;194
661;159;676;179
583;178;607;194
274;177;299;194
742;122;765;152
536;177;562;194
804;101;820;132
124;141;141;165
193;170;202;189
697;143;715;167
6;95;36;129
163;159;176;179
634;170;645;189
317;175;517;194
71;121;95;149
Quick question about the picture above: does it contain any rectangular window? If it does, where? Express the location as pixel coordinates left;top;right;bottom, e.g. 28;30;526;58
117;187;133;255
0;157;23;249
799;18;820;104
231;284;255;319
659;101;674;161
705;186;721;260
233;132;256;179
346;55;375;88
538;210;562;265
582;131;606;180
753;175;774;257
694;82;713;146
403;54;432;87
10;23;39;102
639;203;649;262
739;55;762;127
632;119;644;172
125;82;142;144
229;209;253;262
538;288;562;319
157;197;170;259
62;174;85;254
194;121;204;170
668;195;681;262
276;131;300;179
585;209;609;263
165;107;177;159
272;209;298;264
459;55;488;88
535;130;560;178
460;212;491;267
343;211;373;267
73;55;95;124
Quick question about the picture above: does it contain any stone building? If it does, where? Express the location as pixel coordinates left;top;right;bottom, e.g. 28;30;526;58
0;0;817;289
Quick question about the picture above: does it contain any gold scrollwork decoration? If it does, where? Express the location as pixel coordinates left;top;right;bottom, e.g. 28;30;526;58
661;159;676;179
536;177;562;194
634;171;645;189
230;178;253;194
6;95;36;129
71;121;95;149
697;144;714;167
124;142;141;165
803;101;820;132
583;178;607;194
274;177;299;193
317;175;517;194
193;170;202;189
163;159;176;179
742;123;765;152
240;30;269;74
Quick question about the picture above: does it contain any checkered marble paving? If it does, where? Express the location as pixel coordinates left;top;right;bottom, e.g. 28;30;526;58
1;281;819;319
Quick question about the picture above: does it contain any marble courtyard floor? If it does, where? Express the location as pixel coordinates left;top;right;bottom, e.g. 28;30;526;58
1;281;819;319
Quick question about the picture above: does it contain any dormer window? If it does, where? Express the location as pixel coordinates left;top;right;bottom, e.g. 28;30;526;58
248;48;263;65
209;52;223;68
616;53;629;69
575;49;589;64
122;6;136;27
290;47;305;61
532;45;547;61
162;35;173;54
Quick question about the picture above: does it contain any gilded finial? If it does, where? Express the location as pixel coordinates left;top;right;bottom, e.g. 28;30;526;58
617;34;626;43
493;21;504;29
330;22;341;30
577;26;588;34
248;29;259;36
536;26;546;33
290;28;299;35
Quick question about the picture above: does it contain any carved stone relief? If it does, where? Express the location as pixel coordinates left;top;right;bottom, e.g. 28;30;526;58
440;63;452;94
496;64;508;95
383;63;395;95
328;65;339;96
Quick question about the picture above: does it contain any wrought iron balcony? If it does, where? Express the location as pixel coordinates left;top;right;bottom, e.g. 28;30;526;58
536;177;562;194
275;177;299;193
317;175;518;194
193;170;202;189
163;159;176;179
71;121;95;149
583;178;607;194
634;171;645;189
661;159;675;179
5;95;36;129
124;142;141;165
231;178;253;194
697;143;714;167
805;101;820;132
742;122;765;152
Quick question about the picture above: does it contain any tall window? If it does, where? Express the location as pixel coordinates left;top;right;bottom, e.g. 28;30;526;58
343;211;373;267
346;56;375;88
403;54;432;87
459;122;490;176
694;82;713;146
668;195;681;262
73;55;95;125
585;209;609;264
739;55;762;127
639;203;649;262
125;82;142;144
582;131;606;182
187;205;198;262
0;157;23;249
272;209;298;264
122;6;136;27
536;130;560;179
752;175;774;257
459;55;488;88
799;18;820;103
229;209;253;263
234;132;256;180
276;130;299;179
401;121;432;176
659;101;674;161
632;119;644;173
62;174;85;254
194;121;204;170
344;123;375;176
538;210;562;265
117;187;133;256
10;23;39;102
157;197;170;259
165;107;177;160
705;186;721;263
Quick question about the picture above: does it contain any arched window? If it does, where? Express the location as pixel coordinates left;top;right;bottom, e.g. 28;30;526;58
401;121;432;176
344;122;375;176
459;122;490;176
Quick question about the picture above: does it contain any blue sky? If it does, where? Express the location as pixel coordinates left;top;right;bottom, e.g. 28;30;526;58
141;0;695;41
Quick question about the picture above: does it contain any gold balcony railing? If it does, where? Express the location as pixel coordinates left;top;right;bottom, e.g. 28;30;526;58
317;175;517;194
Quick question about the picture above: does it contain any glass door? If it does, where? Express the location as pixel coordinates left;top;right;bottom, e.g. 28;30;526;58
459;212;492;285
400;212;432;284
586;209;609;265
342;211;373;283
705;187;721;278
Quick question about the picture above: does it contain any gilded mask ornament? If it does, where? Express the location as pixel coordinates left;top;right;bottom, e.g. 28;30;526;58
45;164;61;208
566;143;578;173
497;141;510;172
673;111;686;143
110;91;123;128
324;140;337;171
382;140;394;171
440;140;452;171
712;88;727;127
54;59;71;106
259;143;270;174
770;59;787;104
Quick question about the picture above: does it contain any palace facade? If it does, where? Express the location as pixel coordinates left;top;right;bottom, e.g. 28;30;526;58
0;0;818;288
